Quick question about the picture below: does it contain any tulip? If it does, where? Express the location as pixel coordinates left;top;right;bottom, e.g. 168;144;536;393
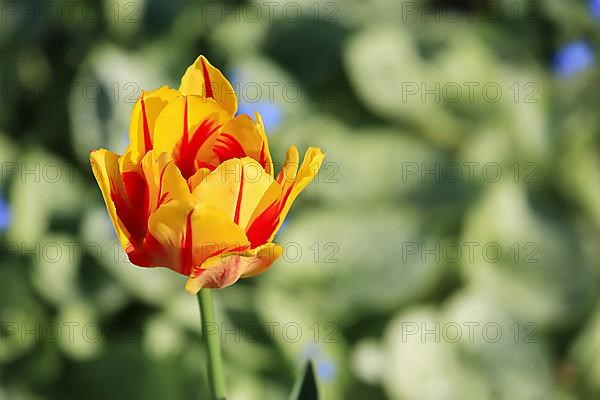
90;56;325;293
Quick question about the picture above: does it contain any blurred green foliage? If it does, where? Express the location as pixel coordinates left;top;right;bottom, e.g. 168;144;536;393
2;0;600;399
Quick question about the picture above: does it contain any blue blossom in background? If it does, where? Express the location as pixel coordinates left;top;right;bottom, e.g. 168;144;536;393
315;357;337;382
590;0;600;20
228;69;283;132
300;343;337;382
553;41;595;78
0;189;11;231
238;101;283;132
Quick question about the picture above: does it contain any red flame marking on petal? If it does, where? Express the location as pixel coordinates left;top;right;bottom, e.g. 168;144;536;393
234;165;244;225
180;210;194;276
246;199;280;248
213;133;245;162
177;119;221;179
200;57;214;99
141;96;152;152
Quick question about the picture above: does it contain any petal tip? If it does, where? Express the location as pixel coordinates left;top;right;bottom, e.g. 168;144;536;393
185;278;202;295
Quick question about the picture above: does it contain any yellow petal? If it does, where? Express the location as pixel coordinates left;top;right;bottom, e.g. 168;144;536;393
255;113;274;175
179;55;237;116
240;243;283;278
145;200;192;270
276;145;300;185
192;157;274;228
147;202;249;275
153;95;230;178
184;243;282;293
90;149;131;249
187;166;212;191
127;86;179;162
140;150;193;212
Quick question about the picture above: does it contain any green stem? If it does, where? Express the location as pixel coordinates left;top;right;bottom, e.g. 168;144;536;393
198;289;227;400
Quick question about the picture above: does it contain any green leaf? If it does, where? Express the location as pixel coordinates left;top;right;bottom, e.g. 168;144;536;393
290;362;319;400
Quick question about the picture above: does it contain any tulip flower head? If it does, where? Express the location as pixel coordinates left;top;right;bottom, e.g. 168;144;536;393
90;56;325;293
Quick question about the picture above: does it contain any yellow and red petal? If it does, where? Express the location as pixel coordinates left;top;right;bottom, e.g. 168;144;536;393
91;147;151;248
245;145;300;247
276;145;300;185
140;150;193;212
184;243;283;293
276;146;325;222
246;146;325;247
146;202;250;275
90;149;131;249
212;113;274;175
245;180;283;248
191;157;274;229
255;113;274;175
153;95;230;179
179;55;237;117
127;86;179;162
239;243;283;278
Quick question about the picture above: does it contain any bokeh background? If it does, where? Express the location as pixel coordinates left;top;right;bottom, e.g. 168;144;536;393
2;0;600;399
